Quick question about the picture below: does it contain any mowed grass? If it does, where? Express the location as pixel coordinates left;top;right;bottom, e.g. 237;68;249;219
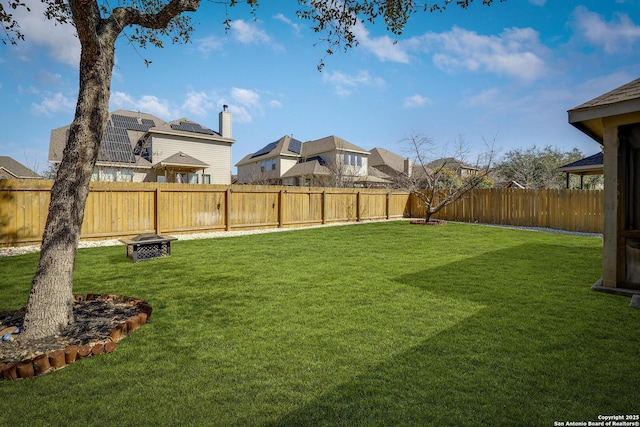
0;222;638;426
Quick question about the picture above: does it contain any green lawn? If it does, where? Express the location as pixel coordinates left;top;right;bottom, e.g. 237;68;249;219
0;222;638;426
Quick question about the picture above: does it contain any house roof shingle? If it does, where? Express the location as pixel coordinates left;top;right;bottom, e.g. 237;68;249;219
557;152;603;174
568;77;640;143
49;110;230;168
0;156;41;179
236;135;302;166
302;135;369;157
153;151;209;169
281;160;331;178
368;147;406;174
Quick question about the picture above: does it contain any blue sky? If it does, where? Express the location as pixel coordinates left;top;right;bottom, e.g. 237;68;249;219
1;0;639;174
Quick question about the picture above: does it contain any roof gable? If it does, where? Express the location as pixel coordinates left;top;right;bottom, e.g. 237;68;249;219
153;151;209;168
302;135;369;157
369;147;405;172
0;156;41;179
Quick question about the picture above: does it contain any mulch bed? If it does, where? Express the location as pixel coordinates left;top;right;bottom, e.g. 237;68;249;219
409;219;447;225
0;295;152;380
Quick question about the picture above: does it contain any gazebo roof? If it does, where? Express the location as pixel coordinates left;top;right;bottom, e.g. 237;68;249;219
558;152;603;175
568;78;640;143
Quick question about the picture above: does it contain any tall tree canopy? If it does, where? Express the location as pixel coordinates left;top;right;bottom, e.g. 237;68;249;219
498;145;584;189
1;0;501;340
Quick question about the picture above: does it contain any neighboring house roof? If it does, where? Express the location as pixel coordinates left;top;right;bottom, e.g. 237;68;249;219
355;175;392;185
0;156;41;179
153;151;209;169
558;152;603;175
49;110;230;168
236;135;302;166
151;118;231;143
503;180;525;189
568;77;640;144
281;160;331;178
49;110;166;167
426;157;478;172
369;147;406;174
367;166;392;179
302;135;369;157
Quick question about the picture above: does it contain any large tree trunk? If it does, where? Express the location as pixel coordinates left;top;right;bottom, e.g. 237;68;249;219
22;23;116;340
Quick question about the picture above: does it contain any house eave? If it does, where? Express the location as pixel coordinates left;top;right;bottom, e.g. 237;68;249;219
568;99;640;144
149;128;235;144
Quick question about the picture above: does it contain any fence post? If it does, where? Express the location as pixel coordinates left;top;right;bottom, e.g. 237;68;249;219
356;191;361;222
386;192;390;220
225;188;231;231
279;190;284;228
322;190;327;224
155;187;161;234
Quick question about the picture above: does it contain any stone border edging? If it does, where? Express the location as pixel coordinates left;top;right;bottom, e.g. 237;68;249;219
0;294;152;381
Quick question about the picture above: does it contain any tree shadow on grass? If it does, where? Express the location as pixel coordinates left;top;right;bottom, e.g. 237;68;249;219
268;242;638;426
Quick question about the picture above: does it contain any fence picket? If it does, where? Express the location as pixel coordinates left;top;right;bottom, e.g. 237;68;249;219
0;180;602;247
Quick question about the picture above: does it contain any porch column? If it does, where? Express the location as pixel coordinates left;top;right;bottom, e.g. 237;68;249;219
602;121;625;288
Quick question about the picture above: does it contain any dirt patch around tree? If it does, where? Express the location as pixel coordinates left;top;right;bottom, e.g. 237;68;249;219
409;219;447;225
0;295;151;380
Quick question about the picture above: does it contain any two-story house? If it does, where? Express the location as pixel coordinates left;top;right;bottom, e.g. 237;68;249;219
49;107;234;184
235;135;303;185
237;135;372;187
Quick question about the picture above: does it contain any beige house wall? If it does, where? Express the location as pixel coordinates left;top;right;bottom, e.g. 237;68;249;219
152;135;233;184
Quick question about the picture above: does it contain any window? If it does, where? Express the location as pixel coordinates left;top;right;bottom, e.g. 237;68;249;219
202;174;211;184
100;168;115;182
260;158;276;172
157;176;166;183
188;173;199;184
118;170;134;182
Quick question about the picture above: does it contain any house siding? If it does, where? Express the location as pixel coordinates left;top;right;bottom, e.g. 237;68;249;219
152;135;232;184
279;157;298;176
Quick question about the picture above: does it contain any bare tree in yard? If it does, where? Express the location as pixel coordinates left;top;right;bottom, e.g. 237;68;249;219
1;0;501;340
400;133;495;223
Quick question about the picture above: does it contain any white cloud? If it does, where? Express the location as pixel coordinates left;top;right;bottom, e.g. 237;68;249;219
322;70;385;96
230;19;281;50
231;87;261;108
12;3;79;66
274;13;301;35
182;91;215;117
227;106;253;124
465;88;504;108
31;92;75;116
269;100;283;108
351;21;410;63
402;94;431;109
110;88;270;125
528;0;546;5
410;26;548;82
110;91;174;119
572;6;640;54
195;36;224;56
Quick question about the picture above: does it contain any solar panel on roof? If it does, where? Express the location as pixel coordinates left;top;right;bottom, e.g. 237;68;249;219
251;141;278;158
170;121;216;135
98;124;136;163
288;138;302;154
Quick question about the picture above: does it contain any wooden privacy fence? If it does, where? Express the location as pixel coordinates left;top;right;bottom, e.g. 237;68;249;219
0;181;604;247
0;180;411;246
410;188;604;234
